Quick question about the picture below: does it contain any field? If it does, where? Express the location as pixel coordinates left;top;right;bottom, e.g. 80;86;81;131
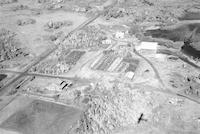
1;11;87;56
0;96;82;134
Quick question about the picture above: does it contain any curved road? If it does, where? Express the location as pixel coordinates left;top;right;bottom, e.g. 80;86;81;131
132;49;165;87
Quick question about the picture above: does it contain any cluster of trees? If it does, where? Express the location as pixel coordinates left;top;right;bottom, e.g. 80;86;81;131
31;60;70;75
37;0;64;9
45;20;72;30
104;0;185;25
0;28;27;62
64;26;107;49
184;75;200;97
0;0;17;4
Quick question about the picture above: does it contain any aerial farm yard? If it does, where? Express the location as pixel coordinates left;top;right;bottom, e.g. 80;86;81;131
0;0;200;134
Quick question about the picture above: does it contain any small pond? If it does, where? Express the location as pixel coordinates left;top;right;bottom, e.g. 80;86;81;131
181;42;200;59
0;74;7;82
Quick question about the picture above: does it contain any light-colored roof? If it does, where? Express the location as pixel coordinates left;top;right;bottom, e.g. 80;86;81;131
136;42;158;51
125;71;135;79
45;83;61;91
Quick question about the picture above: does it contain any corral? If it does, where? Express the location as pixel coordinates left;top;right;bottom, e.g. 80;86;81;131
91;50;139;74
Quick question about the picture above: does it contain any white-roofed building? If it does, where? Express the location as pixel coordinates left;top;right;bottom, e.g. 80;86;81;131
102;39;112;45
125;71;135;80
115;31;125;39
136;42;158;51
135;41;158;54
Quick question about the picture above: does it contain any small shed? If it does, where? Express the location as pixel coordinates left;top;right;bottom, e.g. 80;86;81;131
115;31;125;39
102;39;112;45
125;71;135;80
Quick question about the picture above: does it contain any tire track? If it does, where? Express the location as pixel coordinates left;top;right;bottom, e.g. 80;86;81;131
132;49;165;87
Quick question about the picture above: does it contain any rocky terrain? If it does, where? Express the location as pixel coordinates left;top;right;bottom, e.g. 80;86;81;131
0;0;200;134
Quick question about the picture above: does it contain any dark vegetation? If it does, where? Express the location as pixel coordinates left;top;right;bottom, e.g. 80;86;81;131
0;28;28;62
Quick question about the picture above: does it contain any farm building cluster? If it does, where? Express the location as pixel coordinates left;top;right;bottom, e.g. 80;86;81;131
30;23;160;80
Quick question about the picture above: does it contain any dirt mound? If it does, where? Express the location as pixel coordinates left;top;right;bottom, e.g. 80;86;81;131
17;18;36;26
44;20;73;31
